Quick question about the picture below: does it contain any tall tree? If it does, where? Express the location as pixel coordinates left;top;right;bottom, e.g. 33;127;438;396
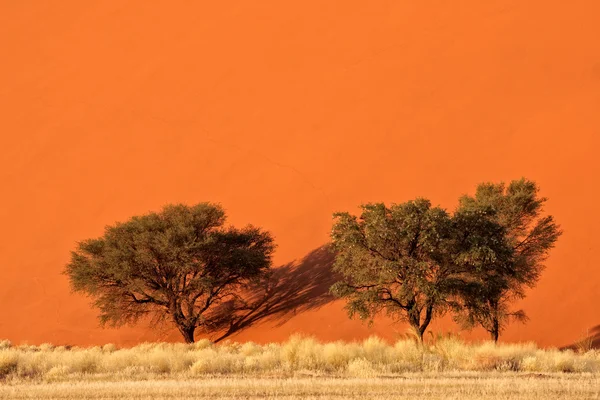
64;203;275;343
330;199;460;342
455;178;562;342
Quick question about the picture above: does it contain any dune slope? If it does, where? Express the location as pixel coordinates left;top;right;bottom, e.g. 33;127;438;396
0;1;599;347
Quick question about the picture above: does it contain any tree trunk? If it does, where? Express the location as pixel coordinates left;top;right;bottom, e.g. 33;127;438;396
170;299;196;343
491;317;499;343
407;301;433;345
407;320;424;343
490;301;500;343
418;303;434;342
415;327;424;343
178;324;196;343
490;329;499;343
408;310;423;343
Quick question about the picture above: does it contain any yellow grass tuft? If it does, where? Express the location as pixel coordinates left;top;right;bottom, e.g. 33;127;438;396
0;335;598;382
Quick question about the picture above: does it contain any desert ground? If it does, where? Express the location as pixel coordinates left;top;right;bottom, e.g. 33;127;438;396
3;375;600;400
1;336;600;399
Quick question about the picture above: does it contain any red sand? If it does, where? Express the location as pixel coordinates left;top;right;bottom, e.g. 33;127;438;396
1;1;599;348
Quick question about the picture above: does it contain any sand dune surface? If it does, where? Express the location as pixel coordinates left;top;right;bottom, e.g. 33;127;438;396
1;1;599;347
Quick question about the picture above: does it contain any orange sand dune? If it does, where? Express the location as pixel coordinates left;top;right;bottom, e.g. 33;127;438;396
1;1;599;348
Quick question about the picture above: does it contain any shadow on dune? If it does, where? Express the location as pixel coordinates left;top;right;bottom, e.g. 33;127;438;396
562;325;600;351
207;244;339;342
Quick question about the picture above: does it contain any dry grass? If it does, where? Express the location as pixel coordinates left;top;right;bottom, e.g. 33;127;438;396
1;335;600;382
1;375;599;399
0;335;599;398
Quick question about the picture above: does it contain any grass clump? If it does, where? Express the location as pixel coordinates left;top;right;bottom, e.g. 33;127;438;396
0;335;598;382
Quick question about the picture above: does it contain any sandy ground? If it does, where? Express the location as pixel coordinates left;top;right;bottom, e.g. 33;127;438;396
1;375;599;400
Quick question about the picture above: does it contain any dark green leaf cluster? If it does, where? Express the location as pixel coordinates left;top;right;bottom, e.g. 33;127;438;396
64;203;275;343
63;178;560;344
330;199;458;340
453;179;562;341
330;178;561;342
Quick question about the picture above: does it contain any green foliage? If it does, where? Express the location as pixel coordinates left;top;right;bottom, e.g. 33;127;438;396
64;203;275;343
330;178;561;342
454;178;562;341
330;199;460;340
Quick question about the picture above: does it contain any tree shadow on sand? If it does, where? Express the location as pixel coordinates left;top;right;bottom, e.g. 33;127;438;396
206;244;339;342
561;325;600;351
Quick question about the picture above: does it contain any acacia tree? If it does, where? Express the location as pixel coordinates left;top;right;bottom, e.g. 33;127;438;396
64;203;275;343
455;178;562;342
330;199;461;342
450;207;516;342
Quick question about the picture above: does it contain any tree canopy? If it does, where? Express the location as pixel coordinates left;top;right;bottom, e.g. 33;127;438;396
454;178;562;341
64;203;275;343
330;178;561;342
330;199;461;341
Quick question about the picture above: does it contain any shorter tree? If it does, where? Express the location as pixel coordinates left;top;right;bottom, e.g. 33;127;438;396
451;207;517;342
330;199;460;342
454;178;562;342
64;203;275;343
